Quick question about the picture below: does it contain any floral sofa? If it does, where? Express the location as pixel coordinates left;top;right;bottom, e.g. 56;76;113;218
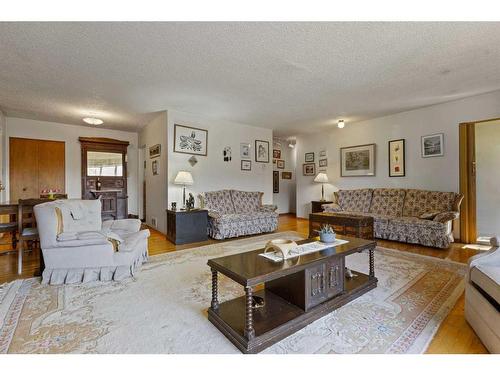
322;188;464;248
199;190;278;239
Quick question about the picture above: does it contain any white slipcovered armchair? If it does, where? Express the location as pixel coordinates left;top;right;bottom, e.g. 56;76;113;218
34;199;150;285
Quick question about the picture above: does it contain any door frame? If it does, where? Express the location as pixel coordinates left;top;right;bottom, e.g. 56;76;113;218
459;117;500;243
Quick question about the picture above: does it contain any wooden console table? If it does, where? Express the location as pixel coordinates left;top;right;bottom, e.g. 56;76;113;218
309;212;374;240
207;236;377;353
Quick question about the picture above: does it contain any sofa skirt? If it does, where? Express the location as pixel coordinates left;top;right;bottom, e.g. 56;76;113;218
208;216;278;240
41;249;148;285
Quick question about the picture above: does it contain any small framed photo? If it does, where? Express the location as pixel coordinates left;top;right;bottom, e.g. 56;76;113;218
240;143;251;159
152;160;159;175
282;171;292;180
149;144;161;159
273;149;281;159
319;150;327;158
273;171;279;193
303;163;316;176
255;140;270;163
305;152;315;162
277;160;285;169
319;158;328;167
421;133;444;158
389;139;405;177
241;160;251;171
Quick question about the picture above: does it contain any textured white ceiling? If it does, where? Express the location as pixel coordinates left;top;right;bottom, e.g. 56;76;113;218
1;22;499;134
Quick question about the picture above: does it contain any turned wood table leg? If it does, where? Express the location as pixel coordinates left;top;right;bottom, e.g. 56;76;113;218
211;269;219;310
369;248;375;277
244;286;255;340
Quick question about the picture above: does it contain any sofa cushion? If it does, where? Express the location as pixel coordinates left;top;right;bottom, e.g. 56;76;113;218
212;211;278;224
231;190;263;213
202;190;235;214
402;189;459;218
335;189;373;213
369;188;406;217
389;216;446;230
470;265;500;305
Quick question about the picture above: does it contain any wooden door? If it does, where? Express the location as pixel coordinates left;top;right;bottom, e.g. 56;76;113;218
459;123;476;243
9;138;65;201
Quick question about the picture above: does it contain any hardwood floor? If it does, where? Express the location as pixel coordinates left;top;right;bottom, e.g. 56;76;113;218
0;214;488;353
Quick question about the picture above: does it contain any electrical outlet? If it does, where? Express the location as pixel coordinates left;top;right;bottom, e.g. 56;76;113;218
151;217;157;228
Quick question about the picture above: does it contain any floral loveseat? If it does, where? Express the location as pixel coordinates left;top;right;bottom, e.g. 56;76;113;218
199;190;278;239
322;188;463;248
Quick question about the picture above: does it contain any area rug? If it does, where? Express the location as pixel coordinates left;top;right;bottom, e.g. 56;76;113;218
0;231;466;354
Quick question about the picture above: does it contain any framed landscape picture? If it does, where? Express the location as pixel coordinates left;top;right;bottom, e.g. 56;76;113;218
305;152;315;162
277;159;285;169
303;163;316;176
421;133;444;157
255;140;270;163
241;160;251;171
273;171;279;193
174;124;208;156
388;139;405;177
282;171;292;180
340;143;376;177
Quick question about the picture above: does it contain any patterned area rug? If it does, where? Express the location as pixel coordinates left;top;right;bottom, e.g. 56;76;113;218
0;231;466;354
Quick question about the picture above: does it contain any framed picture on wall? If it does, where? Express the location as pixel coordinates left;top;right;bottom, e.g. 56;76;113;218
273;149;281;159
340;143;376;177
303;163;316;176
388;139;405;177
240;143;251;159
149;144;161;159
255;140;270;163
319;158;328;167
282;171;292;180
241;160;251;171
277;160;285;169
273;171;279;193
173;124;208;156
305;152;315;162
421;133;444;157
152;160;159;175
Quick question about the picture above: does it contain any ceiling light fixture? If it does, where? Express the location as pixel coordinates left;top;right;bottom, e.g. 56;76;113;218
83;117;104;125
337;119;345;129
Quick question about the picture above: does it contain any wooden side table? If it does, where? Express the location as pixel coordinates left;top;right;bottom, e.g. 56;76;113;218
166;209;208;245
311;200;333;213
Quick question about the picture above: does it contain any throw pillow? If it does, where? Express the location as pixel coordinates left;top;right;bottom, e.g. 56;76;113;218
419;211;441;220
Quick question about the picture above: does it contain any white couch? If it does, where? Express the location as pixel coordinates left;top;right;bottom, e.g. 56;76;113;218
34;199;150;285
465;238;500;353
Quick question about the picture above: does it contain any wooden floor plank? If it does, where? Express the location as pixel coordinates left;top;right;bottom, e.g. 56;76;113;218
0;214;488;353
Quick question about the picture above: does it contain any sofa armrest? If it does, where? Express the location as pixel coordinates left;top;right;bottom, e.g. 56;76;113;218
322;203;343;212
260;204;278;212
433;211;459;223
102;218;141;233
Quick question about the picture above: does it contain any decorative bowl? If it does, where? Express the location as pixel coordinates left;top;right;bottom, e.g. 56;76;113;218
319;232;336;243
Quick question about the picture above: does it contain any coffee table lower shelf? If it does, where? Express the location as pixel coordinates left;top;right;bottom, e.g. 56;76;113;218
208;271;377;353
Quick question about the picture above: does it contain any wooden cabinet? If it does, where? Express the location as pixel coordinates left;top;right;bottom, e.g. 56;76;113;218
166;209;208;245
9;138;65;201
80;137;129;220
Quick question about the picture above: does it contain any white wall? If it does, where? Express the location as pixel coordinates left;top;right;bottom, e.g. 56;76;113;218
4;117;139;214
167;110;273;211
476;120;500;237
138;112;168;233
295;90;500;219
273;138;296;214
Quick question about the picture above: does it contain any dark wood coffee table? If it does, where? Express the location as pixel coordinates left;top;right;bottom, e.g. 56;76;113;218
207;236;377;353
309;212;374;240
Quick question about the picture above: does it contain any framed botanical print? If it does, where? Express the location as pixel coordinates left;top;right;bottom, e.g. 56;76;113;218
305;152;315;162
282;171;292;180
255;140;270;163
340;143;376;177
174;124;208;156
388;139;405;177
277;159;285;169
241;160;251;171
303;163;316;176
421;133;444;157
273;171;279;193
240;143;251;159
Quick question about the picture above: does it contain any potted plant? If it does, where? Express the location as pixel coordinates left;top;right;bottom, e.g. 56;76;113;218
316;224;336;243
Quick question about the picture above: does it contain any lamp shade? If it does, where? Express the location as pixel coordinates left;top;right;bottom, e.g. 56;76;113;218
314;173;329;183
174;171;194;185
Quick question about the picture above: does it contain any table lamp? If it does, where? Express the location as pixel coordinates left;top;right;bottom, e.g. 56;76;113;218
314;172;329;201
174;171;194;209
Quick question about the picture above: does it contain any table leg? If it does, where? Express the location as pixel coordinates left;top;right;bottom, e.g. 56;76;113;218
244;286;255;340
18;238;23;275
369;247;374;277
211;269;219;310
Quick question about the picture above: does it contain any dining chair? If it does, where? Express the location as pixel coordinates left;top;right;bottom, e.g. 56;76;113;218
17;198;53;275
